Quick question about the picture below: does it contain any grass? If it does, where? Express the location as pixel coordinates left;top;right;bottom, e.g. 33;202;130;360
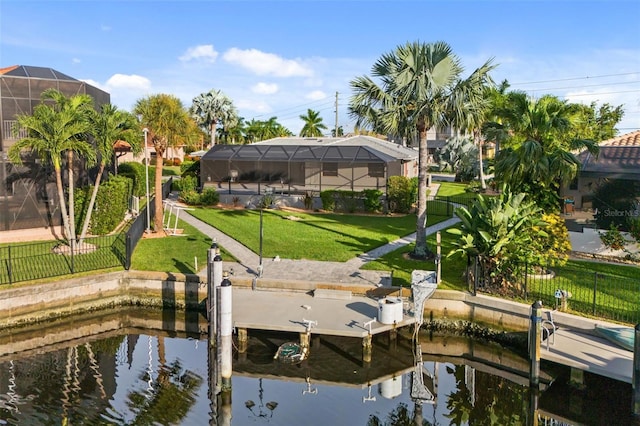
362;223;468;290
434;181;469;197
188;208;448;262
130;218;236;274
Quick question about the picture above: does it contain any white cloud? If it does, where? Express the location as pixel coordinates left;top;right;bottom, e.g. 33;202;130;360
223;48;313;77
100;25;111;32
236;99;272;114
179;44;219;63
252;82;278;95
306;90;326;101
106;74;152;91
72;58;81;64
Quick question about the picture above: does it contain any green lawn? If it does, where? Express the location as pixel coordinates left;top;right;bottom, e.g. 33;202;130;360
362;223;468;290
188;208;448;262
130;218;236;274
434;181;469;197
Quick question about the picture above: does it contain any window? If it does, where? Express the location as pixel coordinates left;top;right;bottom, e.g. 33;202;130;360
368;163;385;177
323;162;338;177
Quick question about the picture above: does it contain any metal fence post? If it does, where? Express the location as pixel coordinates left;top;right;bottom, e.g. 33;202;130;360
7;246;12;285
125;234;132;270
524;260;528;300
593;272;598;316
70;239;75;274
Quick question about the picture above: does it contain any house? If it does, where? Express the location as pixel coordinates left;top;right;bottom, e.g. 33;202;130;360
199;136;418;193
561;130;640;210
0;65;110;231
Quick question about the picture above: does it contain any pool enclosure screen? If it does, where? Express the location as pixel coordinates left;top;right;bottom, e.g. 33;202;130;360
200;143;404;192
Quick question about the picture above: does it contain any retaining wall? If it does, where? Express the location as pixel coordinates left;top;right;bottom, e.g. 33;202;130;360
0;271;615;334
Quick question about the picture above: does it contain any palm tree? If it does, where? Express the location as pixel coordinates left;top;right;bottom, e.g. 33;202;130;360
77;105;141;243
8;89;95;242
299;109;327;137
349;41;495;257
447;61;497;189
190;89;238;147
493;92;599;211
134;94;193;231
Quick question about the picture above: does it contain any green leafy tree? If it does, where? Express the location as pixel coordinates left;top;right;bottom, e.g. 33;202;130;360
299;109;328;137
78;104;141;243
190;89;238;147
134;94;193;231
245;117;292;142
447;185;547;293
349;40;495;258
8;88;95;242
491;92;600;211
569;101;624;142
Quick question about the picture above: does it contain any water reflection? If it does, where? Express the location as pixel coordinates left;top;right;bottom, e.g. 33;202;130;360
0;308;634;425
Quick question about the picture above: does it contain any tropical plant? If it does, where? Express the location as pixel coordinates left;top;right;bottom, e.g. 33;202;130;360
435;136;479;182
190;89;238;147
134;94;193;231
8;88;95;242
299;109;328;137
349;41;495;258
447;185;547;293
490;92;600;211
78;104;141;243
447;62;497;189
245;117;292;142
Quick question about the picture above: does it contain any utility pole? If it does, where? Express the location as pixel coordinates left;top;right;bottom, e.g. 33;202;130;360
334;91;339;137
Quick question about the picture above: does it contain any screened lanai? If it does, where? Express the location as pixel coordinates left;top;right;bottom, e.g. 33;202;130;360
200;137;418;194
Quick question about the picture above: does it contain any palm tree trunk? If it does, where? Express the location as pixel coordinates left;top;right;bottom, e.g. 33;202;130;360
53;163;73;241
78;162;105;245
154;147;165;232
414;127;430;257
66;151;77;243
477;131;486;190
210;123;216;147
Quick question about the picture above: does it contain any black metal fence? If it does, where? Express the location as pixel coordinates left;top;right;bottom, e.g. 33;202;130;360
468;257;640;324
0;178;173;285
427;194;478;217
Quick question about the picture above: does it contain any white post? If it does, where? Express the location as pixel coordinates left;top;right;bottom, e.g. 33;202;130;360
219;272;233;390
143;128;150;233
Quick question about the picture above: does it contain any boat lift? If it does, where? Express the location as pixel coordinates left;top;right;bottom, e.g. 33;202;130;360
162;200;194;236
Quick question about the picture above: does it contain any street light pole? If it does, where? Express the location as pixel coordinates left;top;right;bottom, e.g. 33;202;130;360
143;128;150;233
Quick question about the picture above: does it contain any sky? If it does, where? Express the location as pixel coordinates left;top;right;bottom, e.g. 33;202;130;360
1;0;639;137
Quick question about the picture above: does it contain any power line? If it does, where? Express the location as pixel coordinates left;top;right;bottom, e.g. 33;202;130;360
509;72;640;86
527;80;640;92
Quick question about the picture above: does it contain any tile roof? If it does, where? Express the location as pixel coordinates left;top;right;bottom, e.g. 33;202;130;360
579;130;640;176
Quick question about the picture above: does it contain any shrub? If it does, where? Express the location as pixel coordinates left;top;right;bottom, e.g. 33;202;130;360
362;189;383;213
178;188;220;206
173;175;198;192
75;175;132;235
118;162;155;197
600;223;626;250
181;160;200;178
320;190;336;211
387;176;414;213
172;157;182;166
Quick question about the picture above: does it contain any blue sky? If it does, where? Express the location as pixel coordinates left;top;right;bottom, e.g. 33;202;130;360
2;0;639;136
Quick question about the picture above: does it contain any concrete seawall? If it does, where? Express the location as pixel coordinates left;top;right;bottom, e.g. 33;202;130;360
0;270;615;335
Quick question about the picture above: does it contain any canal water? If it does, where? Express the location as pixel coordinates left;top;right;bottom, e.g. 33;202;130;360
0;307;634;425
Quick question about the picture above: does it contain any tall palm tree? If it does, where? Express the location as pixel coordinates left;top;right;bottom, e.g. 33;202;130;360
349;41;495;257
8;89;95;241
134;94;193;231
190;89;238;147
493;92;599;211
299;109;327;137
78;105;141;243
447;60;497;189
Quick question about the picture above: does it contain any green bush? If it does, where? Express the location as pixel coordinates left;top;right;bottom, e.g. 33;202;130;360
173;175;198;192
387;176;415;213
118;162;155;197
75;175;132;235
180;160;200;178
362;189;383;213
320;190;336;211
178;188;220;206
